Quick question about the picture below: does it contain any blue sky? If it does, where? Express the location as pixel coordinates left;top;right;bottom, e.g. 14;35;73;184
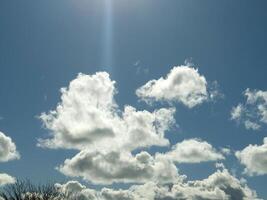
0;0;267;199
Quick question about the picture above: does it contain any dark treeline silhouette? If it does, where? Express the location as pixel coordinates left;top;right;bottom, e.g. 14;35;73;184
0;180;60;200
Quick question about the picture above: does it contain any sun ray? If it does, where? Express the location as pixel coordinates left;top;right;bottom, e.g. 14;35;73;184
101;0;113;74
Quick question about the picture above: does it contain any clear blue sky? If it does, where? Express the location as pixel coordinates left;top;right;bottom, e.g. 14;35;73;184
0;0;267;198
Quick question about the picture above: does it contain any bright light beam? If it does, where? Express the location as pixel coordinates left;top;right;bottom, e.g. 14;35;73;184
102;0;113;73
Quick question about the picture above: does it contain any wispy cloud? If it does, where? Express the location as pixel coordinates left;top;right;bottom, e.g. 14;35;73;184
231;88;267;130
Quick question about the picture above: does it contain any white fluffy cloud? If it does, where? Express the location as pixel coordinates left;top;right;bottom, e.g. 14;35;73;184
58;139;226;184
58;150;181;185
55;167;260;200
39;72;226;185
0;173;16;185
231;89;267;130
0;131;19;186
236;137;267;176
0;131;20;162
34;71;264;199
166;138;225;163
39;72;175;151
39;72;179;184
38;71;259;198
38;72;118;149
183;168;260;200
136;65;217;108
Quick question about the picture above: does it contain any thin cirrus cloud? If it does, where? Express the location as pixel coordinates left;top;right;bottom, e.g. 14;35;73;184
136;65;220;108
236;137;267;176
0;131;20;185
231;88;267;130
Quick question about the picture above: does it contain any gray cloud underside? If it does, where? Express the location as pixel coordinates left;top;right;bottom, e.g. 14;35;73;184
55;167;260;200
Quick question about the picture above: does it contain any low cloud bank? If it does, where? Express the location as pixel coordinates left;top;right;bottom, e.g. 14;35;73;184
55;167;260;200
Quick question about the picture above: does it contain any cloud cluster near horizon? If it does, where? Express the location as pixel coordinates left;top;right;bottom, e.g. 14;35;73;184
54;166;259;200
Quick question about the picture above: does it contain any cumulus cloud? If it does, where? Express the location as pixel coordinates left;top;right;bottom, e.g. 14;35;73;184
38;72;175;151
165;138;225;163
184;168;260;200
0;173;16;185
58;139;225;185
39;72;179;184
38;71;259;198
136;65;219;108
55;168;260;200
236;137;267;176
55;181;133;200
0;131;20;162
0;131;19;186
58;150;181;185
38;72;118;149
231;89;267;130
